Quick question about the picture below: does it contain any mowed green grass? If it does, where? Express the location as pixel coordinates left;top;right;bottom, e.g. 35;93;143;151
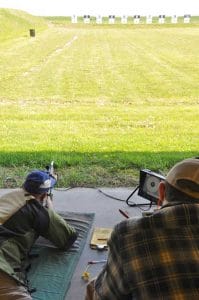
0;11;198;186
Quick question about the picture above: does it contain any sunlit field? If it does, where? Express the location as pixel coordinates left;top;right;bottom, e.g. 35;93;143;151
0;9;198;187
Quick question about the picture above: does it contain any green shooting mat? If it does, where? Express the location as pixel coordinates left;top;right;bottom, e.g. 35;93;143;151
27;211;95;300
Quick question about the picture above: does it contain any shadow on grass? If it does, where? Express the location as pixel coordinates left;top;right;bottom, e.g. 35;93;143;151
0;150;198;187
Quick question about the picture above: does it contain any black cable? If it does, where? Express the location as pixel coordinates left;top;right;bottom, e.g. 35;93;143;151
125;186;156;211
131;201;153;211
126;185;140;205
97;188;126;202
98;187;155;211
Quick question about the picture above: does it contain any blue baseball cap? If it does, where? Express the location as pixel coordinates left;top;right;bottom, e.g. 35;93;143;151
23;170;56;194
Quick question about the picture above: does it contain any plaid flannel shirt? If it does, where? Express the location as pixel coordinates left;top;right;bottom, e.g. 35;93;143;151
95;203;199;300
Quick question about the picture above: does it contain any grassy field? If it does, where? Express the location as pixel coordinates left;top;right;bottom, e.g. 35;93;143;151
0;9;198;187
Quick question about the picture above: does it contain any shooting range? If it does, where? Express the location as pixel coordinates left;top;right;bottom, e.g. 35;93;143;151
0;0;198;298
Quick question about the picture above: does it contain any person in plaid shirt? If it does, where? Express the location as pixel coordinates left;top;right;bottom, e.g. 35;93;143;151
86;157;199;300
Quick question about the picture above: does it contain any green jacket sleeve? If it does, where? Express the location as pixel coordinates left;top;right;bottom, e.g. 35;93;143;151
42;209;77;250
